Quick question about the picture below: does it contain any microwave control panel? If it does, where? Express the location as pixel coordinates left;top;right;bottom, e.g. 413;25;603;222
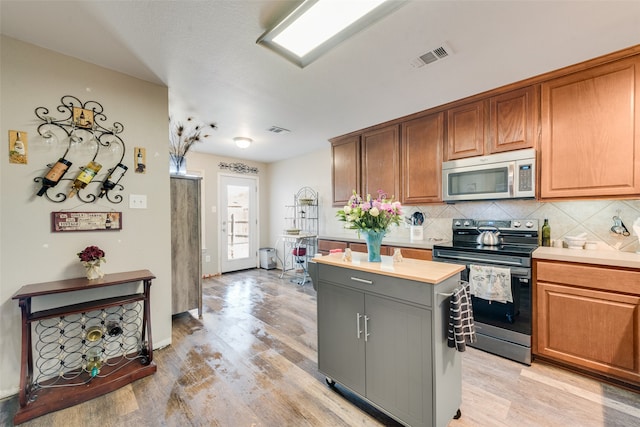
518;164;533;191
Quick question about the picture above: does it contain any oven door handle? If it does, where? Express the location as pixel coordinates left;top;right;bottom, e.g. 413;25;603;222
435;253;524;267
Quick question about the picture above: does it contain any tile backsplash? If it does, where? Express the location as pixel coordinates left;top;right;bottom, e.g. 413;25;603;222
326;199;640;252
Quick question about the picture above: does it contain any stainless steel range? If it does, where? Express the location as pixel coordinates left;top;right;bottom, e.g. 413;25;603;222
433;218;539;365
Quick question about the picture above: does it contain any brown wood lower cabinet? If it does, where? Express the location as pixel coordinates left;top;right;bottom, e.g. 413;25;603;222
393;247;432;261
317;239;348;255
317;239;432;260
534;260;640;387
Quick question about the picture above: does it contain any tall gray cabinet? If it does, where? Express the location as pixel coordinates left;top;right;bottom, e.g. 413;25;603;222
170;175;202;318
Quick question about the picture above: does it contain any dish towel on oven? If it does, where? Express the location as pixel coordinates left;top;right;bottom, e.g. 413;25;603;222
468;264;512;303
447;282;477;352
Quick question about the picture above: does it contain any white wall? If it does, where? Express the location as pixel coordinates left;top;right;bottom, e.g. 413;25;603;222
0;37;172;398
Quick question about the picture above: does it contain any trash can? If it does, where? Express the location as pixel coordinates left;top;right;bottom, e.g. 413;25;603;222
259;247;276;270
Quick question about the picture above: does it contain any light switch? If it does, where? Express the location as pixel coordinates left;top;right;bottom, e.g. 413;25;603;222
129;194;147;209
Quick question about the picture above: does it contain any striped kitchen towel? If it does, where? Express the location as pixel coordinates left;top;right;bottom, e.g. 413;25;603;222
447;281;477;352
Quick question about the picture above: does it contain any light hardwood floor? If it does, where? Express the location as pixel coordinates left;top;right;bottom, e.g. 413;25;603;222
2;268;639;426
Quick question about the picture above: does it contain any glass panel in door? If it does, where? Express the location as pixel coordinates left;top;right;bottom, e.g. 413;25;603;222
220;175;257;273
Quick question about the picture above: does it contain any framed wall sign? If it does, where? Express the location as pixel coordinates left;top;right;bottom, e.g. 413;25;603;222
51;211;122;232
72;107;94;129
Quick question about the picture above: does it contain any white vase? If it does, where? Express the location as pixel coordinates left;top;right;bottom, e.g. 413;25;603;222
85;261;104;280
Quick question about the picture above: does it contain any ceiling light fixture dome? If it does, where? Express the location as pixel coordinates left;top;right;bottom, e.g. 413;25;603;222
234;137;252;149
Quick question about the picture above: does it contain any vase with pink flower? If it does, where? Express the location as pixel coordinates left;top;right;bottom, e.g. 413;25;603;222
78;245;106;280
336;190;402;262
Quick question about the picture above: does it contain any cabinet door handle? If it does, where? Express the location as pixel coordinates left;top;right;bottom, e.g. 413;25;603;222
364;315;370;342
356;313;362;339
350;276;373;285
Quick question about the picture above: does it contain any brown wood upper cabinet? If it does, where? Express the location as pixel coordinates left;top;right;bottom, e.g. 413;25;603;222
446;100;485;160
447;86;538;160
331;134;361;206
540;55;640;199
401;112;444;204
488;86;538;154
361;125;400;200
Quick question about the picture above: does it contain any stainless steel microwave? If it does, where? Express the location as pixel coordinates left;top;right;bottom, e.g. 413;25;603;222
442;148;536;202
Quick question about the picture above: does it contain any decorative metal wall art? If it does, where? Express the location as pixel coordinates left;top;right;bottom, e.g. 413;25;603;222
218;162;259;174
34;95;128;203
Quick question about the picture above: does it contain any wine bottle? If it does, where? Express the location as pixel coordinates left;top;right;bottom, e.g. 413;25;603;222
136;149;144;171
98;163;128;198
36;157;73;196
14;132;25;155
541;218;551;247
68;161;102;198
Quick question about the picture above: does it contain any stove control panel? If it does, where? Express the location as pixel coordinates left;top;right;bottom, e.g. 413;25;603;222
452;219;539;232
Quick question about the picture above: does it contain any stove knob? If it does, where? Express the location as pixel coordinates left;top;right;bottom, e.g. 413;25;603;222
513;221;521;228
463;220;471;227
454;220;462;227
525;221;534;228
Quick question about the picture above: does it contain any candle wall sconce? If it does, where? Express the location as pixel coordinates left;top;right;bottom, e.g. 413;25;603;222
33;95;128;203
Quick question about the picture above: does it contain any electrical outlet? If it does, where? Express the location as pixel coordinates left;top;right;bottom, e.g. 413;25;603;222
205;255;211;262
129;194;147;209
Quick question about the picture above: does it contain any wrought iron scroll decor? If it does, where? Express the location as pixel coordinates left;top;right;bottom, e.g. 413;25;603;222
218;162;259;174
34;95;127;203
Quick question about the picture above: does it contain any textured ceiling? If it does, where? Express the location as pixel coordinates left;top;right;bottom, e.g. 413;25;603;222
2;1;640;163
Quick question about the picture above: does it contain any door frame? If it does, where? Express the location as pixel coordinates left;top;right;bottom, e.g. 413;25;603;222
217;172;260;273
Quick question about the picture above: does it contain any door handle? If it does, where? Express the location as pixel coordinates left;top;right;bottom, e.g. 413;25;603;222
508;163;514;196
356;313;362;339
364;315;370;342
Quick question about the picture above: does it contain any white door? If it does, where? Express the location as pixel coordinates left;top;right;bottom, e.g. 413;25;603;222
220;174;258;273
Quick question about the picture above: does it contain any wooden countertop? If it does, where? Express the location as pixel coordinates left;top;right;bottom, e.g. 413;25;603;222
313;252;464;284
533;247;640;269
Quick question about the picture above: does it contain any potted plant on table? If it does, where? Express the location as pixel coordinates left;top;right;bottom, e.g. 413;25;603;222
78;245;106;280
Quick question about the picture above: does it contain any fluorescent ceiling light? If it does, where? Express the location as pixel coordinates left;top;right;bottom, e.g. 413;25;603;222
257;0;406;68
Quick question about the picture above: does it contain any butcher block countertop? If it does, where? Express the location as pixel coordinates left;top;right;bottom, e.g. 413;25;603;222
312;252;464;284
533;247;640;269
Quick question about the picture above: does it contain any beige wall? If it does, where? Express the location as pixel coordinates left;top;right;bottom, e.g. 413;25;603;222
185;151;268;275
0;37;172;397
266;147;333;260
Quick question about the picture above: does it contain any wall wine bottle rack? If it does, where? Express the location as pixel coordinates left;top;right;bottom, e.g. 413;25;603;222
33;95;128;203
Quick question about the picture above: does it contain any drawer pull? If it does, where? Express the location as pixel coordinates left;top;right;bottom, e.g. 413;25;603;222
350;276;373;285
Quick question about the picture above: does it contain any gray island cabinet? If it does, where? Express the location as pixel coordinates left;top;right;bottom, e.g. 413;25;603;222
310;254;465;427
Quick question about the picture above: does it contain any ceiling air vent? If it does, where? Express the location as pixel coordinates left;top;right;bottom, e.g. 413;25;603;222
410;43;453;68
267;126;290;134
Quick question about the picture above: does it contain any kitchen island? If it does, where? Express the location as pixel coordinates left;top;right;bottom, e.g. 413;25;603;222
309;253;465;427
